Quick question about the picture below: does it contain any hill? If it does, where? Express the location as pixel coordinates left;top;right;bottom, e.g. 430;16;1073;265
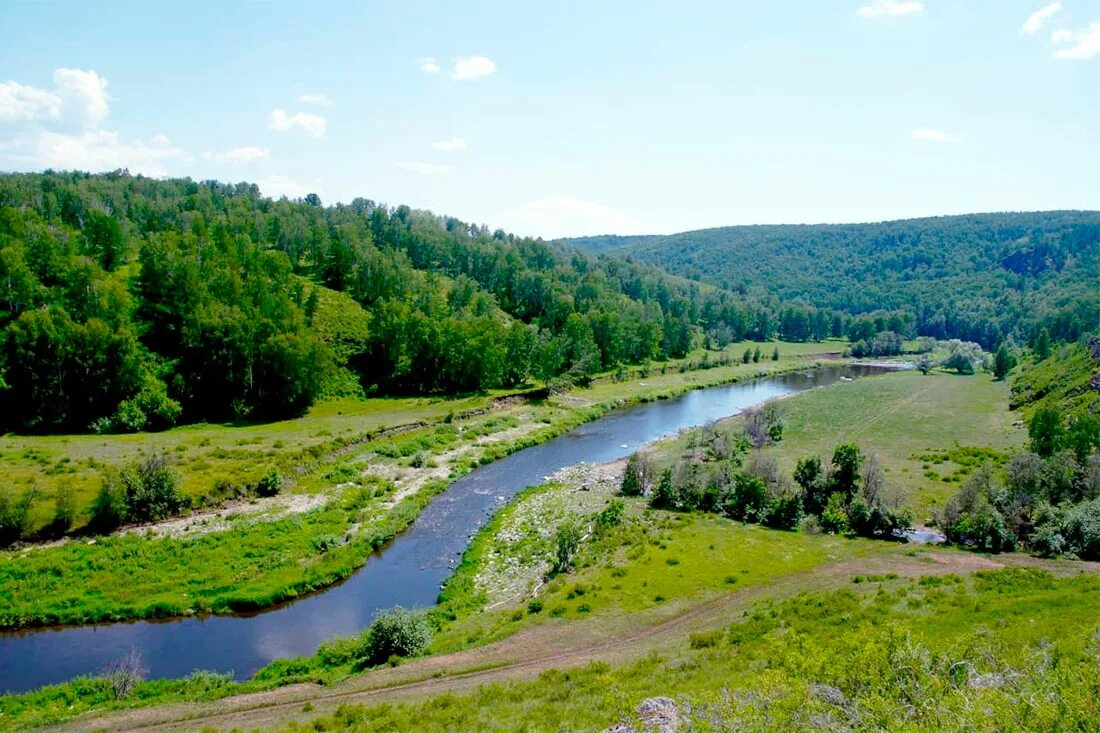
566;212;1100;348
0;171;788;434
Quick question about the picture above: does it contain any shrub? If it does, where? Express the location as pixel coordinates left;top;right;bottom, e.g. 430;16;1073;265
256;468;283;497
44;486;75;538
594;500;625;533
621;453;651;496
0;490;34;546
552;520;584;574
1060;498;1100;560
361;607;433;666
103;649;147;700
88;453;186;530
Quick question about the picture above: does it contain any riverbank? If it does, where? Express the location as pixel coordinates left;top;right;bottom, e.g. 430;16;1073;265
0;344;846;633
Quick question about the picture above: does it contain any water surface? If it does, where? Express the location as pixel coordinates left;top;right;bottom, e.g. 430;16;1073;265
0;364;891;693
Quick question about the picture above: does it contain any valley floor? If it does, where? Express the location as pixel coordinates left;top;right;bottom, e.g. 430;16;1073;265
15;363;1099;732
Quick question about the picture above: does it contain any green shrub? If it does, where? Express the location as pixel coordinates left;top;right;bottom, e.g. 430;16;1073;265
361;607;433;667
256;469;283;497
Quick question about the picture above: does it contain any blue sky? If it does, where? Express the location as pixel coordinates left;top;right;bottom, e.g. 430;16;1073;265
1;1;1098;237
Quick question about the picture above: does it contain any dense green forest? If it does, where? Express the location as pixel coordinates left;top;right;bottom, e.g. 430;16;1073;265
567;212;1100;349
0;171;831;434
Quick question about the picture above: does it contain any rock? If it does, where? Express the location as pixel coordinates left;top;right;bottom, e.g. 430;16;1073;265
968;672;1007;690
810;683;850;708
637;697;680;732
602;697;681;733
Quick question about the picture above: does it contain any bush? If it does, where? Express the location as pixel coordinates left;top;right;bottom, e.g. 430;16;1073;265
89;453;186;530
1060;498;1100;560
594;500;625;533
0;490;34;546
103;649;147;700
44;486;75;538
361;607;432;666
552;520;584;574
256;468;283;497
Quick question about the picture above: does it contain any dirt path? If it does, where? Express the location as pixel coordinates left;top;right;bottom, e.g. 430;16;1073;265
46;549;1091;733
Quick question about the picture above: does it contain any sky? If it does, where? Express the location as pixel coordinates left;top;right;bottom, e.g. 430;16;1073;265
1;1;1098;238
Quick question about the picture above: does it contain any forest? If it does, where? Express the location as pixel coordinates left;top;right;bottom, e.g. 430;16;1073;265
0;171;852;434
567;212;1100;349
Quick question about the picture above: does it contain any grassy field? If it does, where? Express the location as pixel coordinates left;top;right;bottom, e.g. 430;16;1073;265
433;489;884;656
280;567;1100;732
654;369;1023;517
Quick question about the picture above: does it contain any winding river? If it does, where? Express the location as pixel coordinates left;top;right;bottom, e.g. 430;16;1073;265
0;364;893;694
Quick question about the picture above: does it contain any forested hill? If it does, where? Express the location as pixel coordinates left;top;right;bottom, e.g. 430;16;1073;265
566;212;1100;348
0;171;799;434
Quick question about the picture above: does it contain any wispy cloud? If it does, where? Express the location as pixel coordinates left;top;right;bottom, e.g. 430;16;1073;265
1022;3;1062;35
202;145;270;163
296;92;333;106
912;128;961;143
396;161;455;176
451;56;496;81
857;0;923;18
431;137;467;151
1051;21;1100;60
268;109;326;138
420;57;441;74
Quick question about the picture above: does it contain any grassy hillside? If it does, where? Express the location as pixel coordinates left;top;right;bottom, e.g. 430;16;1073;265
283;569;1099;733
567;212;1100;348
1010;338;1100;421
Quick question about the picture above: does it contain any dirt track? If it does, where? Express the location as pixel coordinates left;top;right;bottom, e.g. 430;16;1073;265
46;548;1092;733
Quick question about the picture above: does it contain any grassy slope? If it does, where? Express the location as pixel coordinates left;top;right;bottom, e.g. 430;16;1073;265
280;569;1100;733
1010;340;1100;421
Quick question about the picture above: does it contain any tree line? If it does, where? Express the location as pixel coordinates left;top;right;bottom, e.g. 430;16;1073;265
0;171;856;433
621;407;911;539
569;211;1100;350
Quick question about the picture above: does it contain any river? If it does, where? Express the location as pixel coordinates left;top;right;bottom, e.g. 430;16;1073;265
0;364;893;694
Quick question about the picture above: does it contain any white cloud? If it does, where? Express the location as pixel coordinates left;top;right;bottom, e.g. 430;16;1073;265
0;68;110;127
420;57;441;74
496;195;639;239
912;127;961;143
1051;21;1100;59
53;68;110;127
11;129;186;176
1022;3;1062;35
857;0;923;18
202;145;270;163
451;56;496;80
297;92;333;106
0;80;62;122
396;161;455;176
268;108;327;138
431;137;467;151
256;175;319;199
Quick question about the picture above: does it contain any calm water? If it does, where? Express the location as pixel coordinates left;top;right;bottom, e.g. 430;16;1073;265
0;364;892;693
